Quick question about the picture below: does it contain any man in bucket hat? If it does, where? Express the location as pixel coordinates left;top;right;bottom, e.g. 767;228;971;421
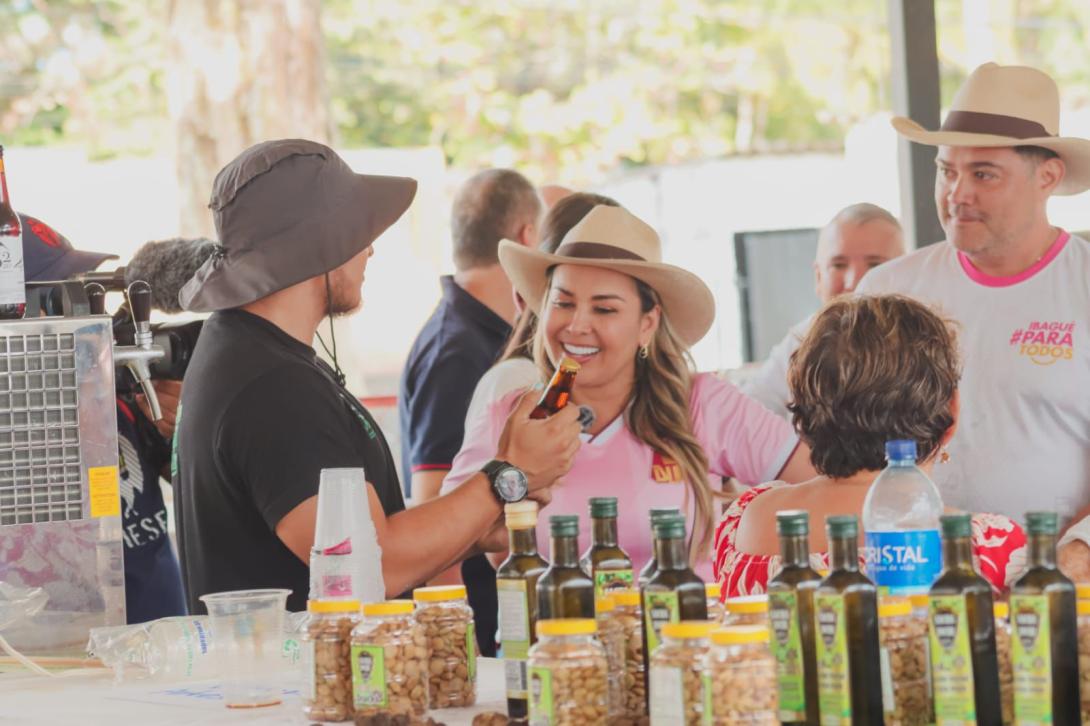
173;139;581;612
856;63;1090;575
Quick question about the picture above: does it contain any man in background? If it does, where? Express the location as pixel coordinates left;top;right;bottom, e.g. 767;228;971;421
742;202;904;418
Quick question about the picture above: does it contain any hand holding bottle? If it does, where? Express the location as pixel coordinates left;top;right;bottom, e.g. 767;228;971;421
496;390;581;494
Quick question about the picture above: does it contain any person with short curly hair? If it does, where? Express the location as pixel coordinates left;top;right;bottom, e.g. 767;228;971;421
714;294;1026;596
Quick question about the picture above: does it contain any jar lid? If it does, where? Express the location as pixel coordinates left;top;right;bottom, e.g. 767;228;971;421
705;583;722;599
363;600;414;616
613;589;641;607
878;597;911;619
712;625;769;645
538;619;597;637
994;601;1009;619
661;621;715;640
307;599;361;613
1077;583;1090;600
1079;600;1090;617
413;585;467;602
725;594;768;614
909;594;930;609
596;595;616;613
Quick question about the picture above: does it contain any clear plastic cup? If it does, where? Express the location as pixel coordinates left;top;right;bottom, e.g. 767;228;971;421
199;588;291;708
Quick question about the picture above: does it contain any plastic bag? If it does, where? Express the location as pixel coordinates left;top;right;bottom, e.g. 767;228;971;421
0;581;48;631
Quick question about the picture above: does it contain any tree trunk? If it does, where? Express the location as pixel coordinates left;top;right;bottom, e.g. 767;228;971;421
165;0;329;238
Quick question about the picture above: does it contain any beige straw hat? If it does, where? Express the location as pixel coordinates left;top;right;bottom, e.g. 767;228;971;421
892;63;1090;195
498;205;715;346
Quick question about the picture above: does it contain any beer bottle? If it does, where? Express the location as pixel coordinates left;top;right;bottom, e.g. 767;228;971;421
0;146;25;320
529;356;579;419
496;501;551;723
814;515;883;724
767;510;821;725
580;497;634;602
536;514;594;620
1010;511;1078;724
637;506;682;587
928;513;1001;722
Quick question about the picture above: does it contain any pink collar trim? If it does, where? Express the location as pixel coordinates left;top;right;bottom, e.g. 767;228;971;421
957;230;1070;287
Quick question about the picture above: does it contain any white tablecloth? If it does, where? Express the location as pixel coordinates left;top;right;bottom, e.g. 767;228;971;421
0;657;507;725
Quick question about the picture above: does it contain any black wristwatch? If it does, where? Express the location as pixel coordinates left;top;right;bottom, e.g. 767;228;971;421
481;459;529;503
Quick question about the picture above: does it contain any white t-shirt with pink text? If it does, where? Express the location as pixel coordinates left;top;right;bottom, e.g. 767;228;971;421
856;231;1090;524
442;372;799;577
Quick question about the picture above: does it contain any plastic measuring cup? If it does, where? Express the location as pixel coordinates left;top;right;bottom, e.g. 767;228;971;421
199;588;290;708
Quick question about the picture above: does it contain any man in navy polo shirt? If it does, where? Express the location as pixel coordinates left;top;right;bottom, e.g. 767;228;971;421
399;169;542;655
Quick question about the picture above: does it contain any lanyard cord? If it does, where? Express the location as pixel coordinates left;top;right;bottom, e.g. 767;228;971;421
314;272;346;387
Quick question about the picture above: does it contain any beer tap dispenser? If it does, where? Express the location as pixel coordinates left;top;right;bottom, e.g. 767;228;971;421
111;280;165;421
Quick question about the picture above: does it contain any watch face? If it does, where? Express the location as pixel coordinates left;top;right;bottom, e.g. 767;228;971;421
495;466;527;501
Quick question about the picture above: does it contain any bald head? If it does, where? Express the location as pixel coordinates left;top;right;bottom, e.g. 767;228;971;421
451;169;543;271
813;203;905;302
539;184;574;210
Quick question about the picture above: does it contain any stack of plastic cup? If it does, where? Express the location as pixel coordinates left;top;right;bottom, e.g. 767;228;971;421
309;468;385;603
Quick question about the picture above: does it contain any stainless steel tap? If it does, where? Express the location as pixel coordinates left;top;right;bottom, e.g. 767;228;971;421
88;281;166;421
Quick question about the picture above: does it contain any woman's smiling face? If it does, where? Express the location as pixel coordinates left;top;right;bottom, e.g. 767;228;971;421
541;263;659;390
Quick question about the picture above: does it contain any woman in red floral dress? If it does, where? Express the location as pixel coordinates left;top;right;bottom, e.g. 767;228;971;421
714;295;1025;597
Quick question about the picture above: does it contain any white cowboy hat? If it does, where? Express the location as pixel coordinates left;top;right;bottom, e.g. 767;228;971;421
498;205;715;346
892;62;1090;195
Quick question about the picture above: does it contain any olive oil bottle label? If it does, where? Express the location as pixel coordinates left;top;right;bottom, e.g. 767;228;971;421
528;665;555;724
643;590;680;654
815;592;851;725
769;590;808;720
594;567;634;599
1010;594;1052;723
498;578;532;698
929;594;977;721
351;643;388;708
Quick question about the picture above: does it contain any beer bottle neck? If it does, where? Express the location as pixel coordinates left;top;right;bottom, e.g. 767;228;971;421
829;536;858;572
591;517;618;548
550;534;581;567
655;536;688;571
779;534;810;567
508;526;540;557
0;153;12;209
942;535;974;572
1028;532;1058;569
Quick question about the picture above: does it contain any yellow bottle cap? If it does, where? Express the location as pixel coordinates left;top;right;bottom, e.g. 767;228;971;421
725;594;769;614
537;618;597;637
505;500;539;529
1077;583;1090;600
613;589;641;607
413;585;467;602
661;621;716;640
307;599;361;613
1079;600;1090;617
993;601;1009;619
705;583;722;599
558;356;581;372
712;625;770;645
909;594;930;610
596;595;616;613
362;600;414;616
878;597;912;619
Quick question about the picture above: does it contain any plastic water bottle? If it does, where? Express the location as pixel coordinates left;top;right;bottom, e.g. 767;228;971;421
862;440;943;595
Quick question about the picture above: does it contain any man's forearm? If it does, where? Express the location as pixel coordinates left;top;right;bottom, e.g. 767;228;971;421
381;473;500;595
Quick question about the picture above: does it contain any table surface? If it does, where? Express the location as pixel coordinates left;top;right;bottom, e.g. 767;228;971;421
0;657;507;725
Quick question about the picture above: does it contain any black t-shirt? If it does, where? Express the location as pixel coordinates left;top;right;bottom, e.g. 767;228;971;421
173;309;404;613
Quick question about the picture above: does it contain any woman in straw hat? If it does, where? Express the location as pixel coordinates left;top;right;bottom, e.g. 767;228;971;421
442;205;815;572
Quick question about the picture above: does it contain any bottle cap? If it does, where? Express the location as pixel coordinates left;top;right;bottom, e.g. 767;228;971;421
596;595;616;613
885;439;917;462
307;599;361;613
825;514;858;539
705;583;722;600
711;625;770;645
994;601;1009;619
1079;601;1090;617
549;514;580;537
537;618;596;637
589;497;619;518
1077;583;1090;601
613;589;641;607
941;513;972;538
661;621;715;640
362;600;413;616
649;506;681;524
1025;511;1058;535
726;594;768;614
776;510;809;536
653;516;686;540
412;585;467;602
878;597;912;619
505;500;539;529
558;356;581;373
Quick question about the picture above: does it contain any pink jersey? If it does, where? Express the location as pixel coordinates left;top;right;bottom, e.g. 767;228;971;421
442;372;799;577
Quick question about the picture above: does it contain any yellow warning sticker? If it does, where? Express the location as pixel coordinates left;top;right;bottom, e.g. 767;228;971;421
88;466;121;518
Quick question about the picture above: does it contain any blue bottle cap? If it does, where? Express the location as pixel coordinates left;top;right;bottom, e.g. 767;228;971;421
885;439;917;462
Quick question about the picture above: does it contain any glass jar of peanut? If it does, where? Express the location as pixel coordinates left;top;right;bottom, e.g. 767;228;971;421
413;585;477;709
705;583;725;623
349;600;428;719
878;597;930;726
612;588;646;720
302;599;361;722
723;594;769;628
649;620;714;725
704;624;778;725
527;618;608;725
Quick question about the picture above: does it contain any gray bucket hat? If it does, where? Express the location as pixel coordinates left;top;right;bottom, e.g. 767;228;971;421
179;139;417;312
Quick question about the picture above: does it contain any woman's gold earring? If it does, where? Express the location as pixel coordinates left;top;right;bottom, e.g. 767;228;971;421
639;344;649;360
939;448;951;464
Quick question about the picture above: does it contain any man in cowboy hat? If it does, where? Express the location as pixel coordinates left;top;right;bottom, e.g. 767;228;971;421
856;64;1090;569
173;139;581;613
